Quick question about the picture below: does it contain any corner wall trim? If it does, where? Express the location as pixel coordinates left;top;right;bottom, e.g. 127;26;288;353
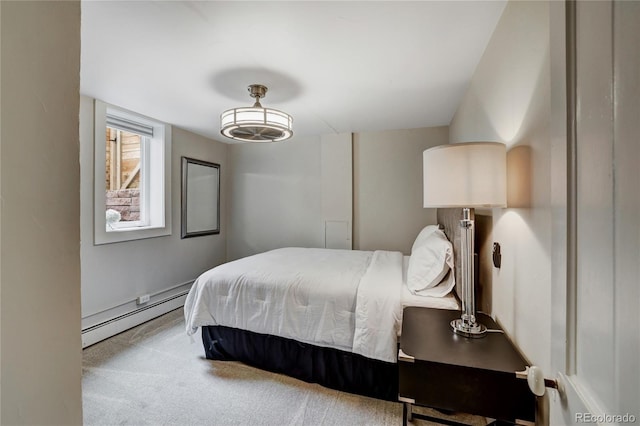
81;291;188;348
565;0;578;376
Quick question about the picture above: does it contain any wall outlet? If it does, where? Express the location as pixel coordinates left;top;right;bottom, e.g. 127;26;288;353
136;294;150;305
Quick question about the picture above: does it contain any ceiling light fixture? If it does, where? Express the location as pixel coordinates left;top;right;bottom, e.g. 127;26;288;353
220;84;293;143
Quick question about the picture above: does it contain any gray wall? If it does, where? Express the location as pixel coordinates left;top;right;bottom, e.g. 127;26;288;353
354;127;447;254
1;1;82;423
451;0;552;371
80;96;228;328
228;127;447;260
226;135;323;260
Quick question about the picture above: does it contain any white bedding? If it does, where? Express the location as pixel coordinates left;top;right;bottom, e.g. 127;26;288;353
353;250;403;361
185;247;458;363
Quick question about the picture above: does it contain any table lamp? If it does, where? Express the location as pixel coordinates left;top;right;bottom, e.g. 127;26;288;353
423;142;506;337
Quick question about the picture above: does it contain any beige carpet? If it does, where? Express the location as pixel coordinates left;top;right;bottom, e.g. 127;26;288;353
82;308;487;425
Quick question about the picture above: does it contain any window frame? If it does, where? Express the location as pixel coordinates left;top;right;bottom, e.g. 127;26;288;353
94;100;172;245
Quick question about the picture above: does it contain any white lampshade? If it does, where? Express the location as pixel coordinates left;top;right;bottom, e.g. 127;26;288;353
423;142;507;208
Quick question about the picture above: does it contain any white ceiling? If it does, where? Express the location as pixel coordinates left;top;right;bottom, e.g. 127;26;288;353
81;1;506;143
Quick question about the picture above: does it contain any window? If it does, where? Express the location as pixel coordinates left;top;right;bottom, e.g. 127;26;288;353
105;127;144;228
94;100;171;244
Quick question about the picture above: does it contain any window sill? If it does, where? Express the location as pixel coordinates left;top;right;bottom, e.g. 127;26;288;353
95;225;171;245
107;224;162;233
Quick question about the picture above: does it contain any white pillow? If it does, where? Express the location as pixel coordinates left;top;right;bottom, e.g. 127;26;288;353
407;229;455;296
412;268;455;298
411;225;440;254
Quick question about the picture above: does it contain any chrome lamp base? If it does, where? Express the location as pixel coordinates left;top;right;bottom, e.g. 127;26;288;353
450;207;488;339
451;319;487;338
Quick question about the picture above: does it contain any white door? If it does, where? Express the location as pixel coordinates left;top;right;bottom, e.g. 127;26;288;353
549;1;640;424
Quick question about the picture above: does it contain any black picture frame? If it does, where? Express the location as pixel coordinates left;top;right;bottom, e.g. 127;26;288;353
181;157;220;238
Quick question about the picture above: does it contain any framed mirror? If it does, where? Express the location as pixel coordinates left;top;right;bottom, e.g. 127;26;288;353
181;157;220;238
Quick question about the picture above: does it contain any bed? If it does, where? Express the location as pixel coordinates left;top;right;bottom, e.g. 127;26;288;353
184;209;468;401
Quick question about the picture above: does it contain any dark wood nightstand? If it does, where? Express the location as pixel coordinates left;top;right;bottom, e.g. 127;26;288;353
398;307;536;425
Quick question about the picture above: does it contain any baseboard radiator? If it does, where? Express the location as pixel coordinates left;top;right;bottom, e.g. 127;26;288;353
81;291;188;348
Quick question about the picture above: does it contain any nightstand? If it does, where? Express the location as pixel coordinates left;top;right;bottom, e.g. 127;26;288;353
398;307;536;425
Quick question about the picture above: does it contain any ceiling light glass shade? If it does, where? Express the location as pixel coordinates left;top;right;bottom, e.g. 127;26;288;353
423;142;507;208
220;107;293;142
220;85;293;143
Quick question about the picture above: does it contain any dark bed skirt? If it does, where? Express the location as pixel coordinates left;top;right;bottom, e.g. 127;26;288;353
201;325;399;401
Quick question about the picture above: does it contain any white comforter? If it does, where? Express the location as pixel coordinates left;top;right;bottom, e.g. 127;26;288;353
184;247;403;363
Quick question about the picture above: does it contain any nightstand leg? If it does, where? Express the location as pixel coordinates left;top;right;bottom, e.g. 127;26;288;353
403;402;413;425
